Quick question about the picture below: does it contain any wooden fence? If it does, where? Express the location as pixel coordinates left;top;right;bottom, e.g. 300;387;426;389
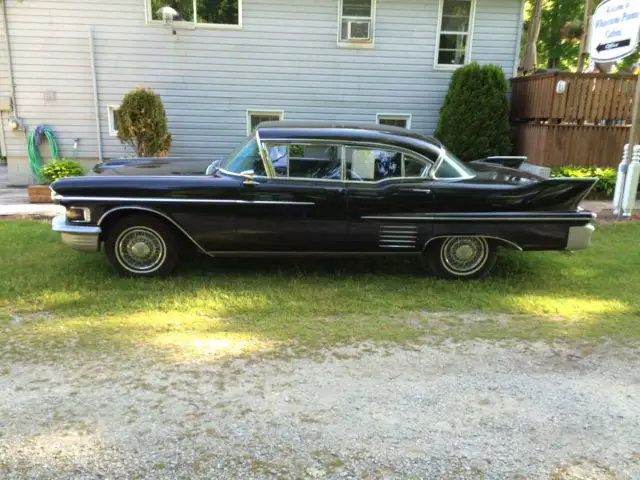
513;124;630;167
511;72;636;167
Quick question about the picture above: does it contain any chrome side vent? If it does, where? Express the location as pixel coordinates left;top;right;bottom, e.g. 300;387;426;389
379;225;418;249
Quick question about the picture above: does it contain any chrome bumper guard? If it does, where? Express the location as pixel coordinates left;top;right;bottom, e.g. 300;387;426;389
565;223;595;251
52;215;101;253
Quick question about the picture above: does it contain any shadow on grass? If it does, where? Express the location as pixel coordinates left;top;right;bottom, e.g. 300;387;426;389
1;220;639;361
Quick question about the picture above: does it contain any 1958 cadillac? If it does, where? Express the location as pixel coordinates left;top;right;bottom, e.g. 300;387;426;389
51;122;597;279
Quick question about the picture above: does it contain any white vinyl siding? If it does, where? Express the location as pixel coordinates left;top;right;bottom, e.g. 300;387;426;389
434;0;477;69
0;0;521;185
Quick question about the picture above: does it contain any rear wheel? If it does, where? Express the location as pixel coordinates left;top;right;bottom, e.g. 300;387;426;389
423;236;497;280
105;215;179;277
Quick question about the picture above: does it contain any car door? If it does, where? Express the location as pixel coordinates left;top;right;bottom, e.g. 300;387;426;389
232;141;349;252
344;145;438;252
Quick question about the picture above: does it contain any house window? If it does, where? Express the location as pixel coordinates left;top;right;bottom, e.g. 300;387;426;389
148;0;241;27
339;0;375;46
376;114;412;129
435;0;476;68
107;106;120;137
247;110;284;134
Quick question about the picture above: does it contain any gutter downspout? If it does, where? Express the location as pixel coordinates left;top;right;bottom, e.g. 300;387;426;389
0;111;6;159
1;0;17;117
1;0;15;159
88;26;103;162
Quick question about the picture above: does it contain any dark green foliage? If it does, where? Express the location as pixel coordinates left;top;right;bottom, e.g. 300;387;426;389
40;159;84;183
435;63;512;161
117;87;172;157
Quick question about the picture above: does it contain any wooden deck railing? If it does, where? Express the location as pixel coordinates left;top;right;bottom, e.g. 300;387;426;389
510;72;637;167
511;72;636;124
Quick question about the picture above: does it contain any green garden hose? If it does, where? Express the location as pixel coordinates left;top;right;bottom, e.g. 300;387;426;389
27;125;59;183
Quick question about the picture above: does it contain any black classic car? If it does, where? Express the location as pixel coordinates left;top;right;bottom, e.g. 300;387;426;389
51;122;597;279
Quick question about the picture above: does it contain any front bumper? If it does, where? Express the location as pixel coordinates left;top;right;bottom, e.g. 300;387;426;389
52;215;101;252
565;223;595;251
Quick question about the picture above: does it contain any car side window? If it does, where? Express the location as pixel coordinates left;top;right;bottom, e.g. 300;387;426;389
222;138;267;176
345;147;431;182
265;143;343;180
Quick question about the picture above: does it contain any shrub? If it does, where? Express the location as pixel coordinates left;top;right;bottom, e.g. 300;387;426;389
435;62;512;161
40;159;84;183
116;87;172;157
551;166;617;195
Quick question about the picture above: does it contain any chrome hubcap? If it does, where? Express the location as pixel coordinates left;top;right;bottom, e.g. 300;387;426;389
455;244;474;260
115;226;167;273
440;237;489;276
130;241;151;257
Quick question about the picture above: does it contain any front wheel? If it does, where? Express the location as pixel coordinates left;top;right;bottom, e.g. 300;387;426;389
105;215;179;277
423;236;497;280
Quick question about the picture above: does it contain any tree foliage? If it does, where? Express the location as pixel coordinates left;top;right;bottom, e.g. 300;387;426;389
116;87;172;157
522;0;640;72
435;63;512;161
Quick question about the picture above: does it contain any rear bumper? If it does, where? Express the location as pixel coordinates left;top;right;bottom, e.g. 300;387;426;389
565;223;595;251
52;215;101;252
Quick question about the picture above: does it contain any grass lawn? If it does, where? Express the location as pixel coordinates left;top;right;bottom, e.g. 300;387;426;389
1;220;639;362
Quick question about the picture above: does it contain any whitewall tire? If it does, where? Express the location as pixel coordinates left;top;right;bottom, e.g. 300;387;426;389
423;236;497;280
105;215;179;277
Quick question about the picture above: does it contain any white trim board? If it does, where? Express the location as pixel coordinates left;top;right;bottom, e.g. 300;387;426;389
246;109;285;134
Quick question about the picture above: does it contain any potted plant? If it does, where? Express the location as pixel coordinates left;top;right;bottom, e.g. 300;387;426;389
28;159;84;203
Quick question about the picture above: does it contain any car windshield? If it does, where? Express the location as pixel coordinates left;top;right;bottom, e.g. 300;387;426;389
220;136;266;175
435;148;476;179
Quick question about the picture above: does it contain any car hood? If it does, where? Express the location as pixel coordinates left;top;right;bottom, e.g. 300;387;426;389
93;157;214;176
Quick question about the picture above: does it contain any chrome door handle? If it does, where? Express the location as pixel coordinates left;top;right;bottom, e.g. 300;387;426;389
411;188;432;194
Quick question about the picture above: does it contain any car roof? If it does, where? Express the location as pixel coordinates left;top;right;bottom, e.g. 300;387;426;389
256;121;443;154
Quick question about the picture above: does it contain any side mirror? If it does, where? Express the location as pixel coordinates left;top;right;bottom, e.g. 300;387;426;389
205;159;221;176
240;169;257;185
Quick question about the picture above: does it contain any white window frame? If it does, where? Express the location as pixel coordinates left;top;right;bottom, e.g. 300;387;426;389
337;0;376;48
246;109;284;135
107;105;119;137
376;113;412;129
434;0;477;70
144;0;243;30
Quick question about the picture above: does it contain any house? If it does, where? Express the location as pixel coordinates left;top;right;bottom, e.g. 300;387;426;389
0;0;525;186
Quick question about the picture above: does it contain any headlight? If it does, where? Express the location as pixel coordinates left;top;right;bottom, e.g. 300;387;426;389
66;207;91;223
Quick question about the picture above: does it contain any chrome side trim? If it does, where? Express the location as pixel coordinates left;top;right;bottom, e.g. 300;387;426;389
423;235;523;251
97;206;212;256
565;223;595;251
207;251;418;257
363;213;596;222
54;194;315;206
52;215;101;253
379;224;417;249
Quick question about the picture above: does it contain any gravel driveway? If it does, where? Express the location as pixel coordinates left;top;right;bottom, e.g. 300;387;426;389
1;341;639;479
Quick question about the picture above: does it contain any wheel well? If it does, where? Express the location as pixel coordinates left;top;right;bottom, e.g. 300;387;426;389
99;208;201;254
423;235;522;252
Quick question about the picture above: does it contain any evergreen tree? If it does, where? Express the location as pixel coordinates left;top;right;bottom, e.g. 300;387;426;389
435;63;512;161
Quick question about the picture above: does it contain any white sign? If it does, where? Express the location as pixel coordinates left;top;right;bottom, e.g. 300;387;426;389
589;0;640;63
